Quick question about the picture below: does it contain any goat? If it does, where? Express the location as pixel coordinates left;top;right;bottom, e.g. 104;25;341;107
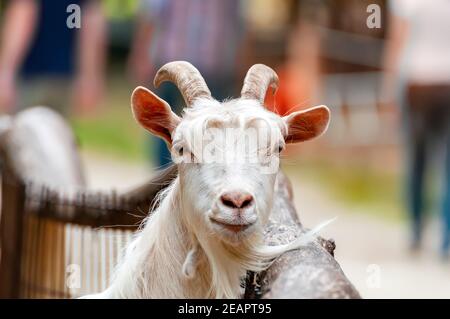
84;61;331;299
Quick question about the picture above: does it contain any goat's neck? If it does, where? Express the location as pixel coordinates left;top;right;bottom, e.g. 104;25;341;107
106;177;250;298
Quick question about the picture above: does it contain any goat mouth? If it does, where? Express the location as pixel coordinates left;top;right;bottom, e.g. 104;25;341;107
209;217;254;233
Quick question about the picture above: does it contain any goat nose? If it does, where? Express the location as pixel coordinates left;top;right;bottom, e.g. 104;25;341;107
220;191;254;209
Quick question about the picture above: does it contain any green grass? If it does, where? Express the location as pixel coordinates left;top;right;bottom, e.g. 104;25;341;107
70;78;148;162
71;112;146;161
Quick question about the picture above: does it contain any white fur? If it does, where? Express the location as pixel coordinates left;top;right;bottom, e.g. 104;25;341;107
84;99;330;299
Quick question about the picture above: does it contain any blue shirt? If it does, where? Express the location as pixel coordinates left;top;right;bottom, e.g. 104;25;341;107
21;0;84;78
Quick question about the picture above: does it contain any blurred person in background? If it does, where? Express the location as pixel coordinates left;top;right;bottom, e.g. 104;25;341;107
127;0;246;168
0;0;106;116
267;0;325;116
384;0;450;258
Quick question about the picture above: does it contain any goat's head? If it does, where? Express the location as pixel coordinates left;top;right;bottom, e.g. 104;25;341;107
131;61;329;245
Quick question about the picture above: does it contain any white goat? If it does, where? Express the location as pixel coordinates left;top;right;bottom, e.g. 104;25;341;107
85;61;330;299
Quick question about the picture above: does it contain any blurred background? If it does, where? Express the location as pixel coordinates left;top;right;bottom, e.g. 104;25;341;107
0;0;449;298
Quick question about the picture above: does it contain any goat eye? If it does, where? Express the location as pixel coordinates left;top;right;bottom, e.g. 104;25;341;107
277;145;284;153
174;146;184;156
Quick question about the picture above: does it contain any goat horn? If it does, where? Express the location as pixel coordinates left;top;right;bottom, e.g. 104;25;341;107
240;64;279;104
153;61;212;107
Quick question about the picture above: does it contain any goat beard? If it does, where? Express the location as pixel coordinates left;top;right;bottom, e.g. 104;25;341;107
178;228;291;298
182;217;335;298
182;230;267;298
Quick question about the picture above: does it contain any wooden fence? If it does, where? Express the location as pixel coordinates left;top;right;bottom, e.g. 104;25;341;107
0;160;176;298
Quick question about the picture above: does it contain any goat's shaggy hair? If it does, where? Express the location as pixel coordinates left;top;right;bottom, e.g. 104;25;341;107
86;102;330;299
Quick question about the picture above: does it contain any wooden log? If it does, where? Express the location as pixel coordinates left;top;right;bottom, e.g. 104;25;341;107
245;172;360;298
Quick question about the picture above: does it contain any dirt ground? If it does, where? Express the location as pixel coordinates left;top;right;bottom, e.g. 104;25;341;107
81;151;450;299
291;177;450;299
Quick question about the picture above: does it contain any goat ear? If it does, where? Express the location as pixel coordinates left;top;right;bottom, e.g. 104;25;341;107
282;105;330;143
131;86;181;145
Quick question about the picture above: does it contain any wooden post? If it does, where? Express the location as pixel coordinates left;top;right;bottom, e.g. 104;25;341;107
0;165;26;298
